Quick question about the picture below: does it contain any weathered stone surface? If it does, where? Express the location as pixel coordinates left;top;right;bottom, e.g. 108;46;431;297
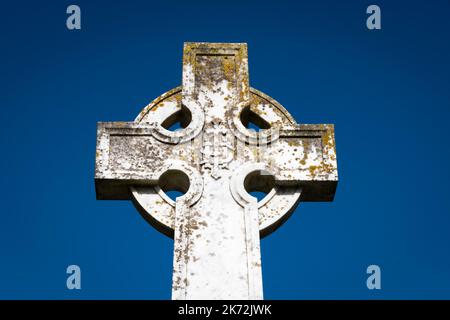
95;42;338;299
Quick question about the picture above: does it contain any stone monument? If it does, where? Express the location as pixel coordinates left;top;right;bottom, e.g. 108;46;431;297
95;42;338;299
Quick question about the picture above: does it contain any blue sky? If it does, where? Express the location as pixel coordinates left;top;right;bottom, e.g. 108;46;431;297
1;0;450;299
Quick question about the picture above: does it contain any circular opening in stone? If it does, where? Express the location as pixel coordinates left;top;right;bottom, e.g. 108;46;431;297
158;169;190;201
240;106;271;132
244;170;275;202
161;105;192;132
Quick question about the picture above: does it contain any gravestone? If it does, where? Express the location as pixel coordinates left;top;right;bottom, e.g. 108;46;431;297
95;42;338;299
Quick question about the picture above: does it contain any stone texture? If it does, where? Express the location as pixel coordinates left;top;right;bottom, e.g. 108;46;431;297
95;42;338;299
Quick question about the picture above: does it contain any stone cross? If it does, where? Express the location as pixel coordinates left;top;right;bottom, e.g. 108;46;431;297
95;42;338;299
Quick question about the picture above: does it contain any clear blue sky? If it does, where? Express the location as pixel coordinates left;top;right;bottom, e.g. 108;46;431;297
1;0;450;299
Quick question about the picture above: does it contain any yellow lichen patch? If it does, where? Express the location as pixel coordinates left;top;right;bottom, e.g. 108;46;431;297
321;126;334;150
251;94;263;106
308;165;320;177
286;139;300;147
222;56;235;82
183;44;195;65
175;93;182;105
321;162;336;175
151;102;165;112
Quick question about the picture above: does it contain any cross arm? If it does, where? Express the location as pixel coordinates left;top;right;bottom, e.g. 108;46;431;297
269;124;338;202
95;122;188;200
